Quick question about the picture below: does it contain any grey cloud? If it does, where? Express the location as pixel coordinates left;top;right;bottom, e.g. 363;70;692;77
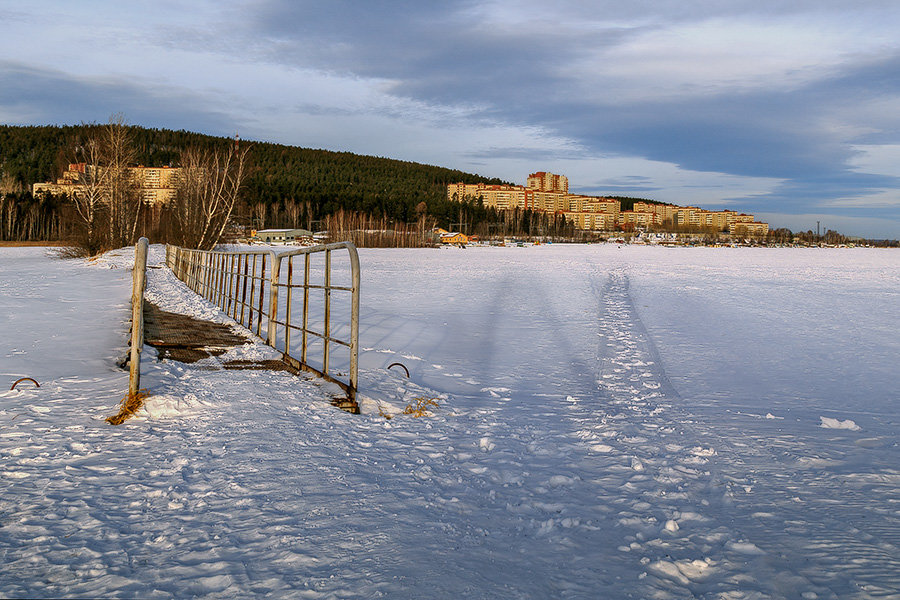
464;147;584;162
240;2;896;168
10;0;896;233
235;1;900;228
0;61;237;134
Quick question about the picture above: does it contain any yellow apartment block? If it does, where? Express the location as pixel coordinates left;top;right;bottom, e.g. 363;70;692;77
448;172;766;233
134;166;180;205
527;171;568;193
32;163;87;197
446;182;482;202
447;173;622;230
592;213;618;229
701;211;729;230
622;210;659;227
728;212;756;224
478;185;530;210
676;207;705;227
731;222;769;236
531;191;569;212
33;163;182;206
570;196;621;217
563;211;617;230
634;202;678;223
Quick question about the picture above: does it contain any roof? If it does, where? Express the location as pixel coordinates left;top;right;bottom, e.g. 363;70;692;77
256;228;313;235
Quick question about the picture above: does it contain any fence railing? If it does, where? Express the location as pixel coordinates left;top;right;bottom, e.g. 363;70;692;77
165;242;360;410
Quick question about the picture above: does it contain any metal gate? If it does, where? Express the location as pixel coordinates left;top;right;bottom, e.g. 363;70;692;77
165;243;360;408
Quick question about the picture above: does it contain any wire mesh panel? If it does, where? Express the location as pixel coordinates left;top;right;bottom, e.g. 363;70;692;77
164;243;360;405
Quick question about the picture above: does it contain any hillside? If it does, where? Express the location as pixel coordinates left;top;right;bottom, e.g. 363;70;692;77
1;124;673;244
0;124;510;222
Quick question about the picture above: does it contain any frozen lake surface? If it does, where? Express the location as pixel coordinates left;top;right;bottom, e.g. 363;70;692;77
1;244;898;598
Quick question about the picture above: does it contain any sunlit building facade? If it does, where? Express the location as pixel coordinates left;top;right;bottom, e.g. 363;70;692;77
33;164;182;206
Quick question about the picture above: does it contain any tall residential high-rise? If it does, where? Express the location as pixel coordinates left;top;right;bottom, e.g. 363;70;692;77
526;172;568;194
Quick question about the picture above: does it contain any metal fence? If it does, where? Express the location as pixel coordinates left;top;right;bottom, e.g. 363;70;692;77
165;243;360;410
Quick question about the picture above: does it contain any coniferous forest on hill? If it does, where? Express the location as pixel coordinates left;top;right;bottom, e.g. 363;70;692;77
4;123;580;246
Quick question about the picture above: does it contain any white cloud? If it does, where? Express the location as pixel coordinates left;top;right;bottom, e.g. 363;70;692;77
821;190;900;209
849;144;900;178
569;16;896;101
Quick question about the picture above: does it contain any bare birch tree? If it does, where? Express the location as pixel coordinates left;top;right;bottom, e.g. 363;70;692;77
173;144;251;250
0;170;18;240
251;202;267;231
70;142;108;254
100;114;141;248
285;198;301;228
62;114;142;255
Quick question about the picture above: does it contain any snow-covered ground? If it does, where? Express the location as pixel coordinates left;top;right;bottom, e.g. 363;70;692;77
1;244;898;599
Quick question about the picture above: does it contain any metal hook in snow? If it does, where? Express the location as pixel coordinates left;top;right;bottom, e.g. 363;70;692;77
11;377;40;391
387;362;410;378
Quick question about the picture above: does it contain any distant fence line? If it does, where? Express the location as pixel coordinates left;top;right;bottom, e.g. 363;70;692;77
165;242;360;409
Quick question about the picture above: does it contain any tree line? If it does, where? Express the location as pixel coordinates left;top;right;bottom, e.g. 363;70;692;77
1;118;250;254
0;122;516;250
2;121;645;248
5;121;882;248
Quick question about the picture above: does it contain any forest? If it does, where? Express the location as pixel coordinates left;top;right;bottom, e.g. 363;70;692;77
0;123;522;244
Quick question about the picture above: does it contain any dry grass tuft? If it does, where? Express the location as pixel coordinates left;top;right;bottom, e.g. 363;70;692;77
401;396;440;417
106;389;151;425
51;244;95;259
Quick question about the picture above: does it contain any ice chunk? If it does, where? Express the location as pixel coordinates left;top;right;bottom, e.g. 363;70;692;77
819;416;861;431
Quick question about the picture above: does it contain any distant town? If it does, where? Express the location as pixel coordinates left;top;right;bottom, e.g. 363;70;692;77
29;166;880;248
448;172;769;237
5;117;890;249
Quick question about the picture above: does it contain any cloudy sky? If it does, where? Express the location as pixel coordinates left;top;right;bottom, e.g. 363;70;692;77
2;1;900;238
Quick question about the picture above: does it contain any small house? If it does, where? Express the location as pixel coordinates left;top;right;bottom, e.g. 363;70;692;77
252;228;314;244
440;232;469;245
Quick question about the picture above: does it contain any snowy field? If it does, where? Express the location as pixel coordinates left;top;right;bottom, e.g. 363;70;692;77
1;243;898;599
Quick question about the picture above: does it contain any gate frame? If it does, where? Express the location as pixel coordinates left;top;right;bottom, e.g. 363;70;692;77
165;242;360;408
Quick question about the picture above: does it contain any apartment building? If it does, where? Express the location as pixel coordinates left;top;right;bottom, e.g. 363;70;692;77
476;184;531;210
527;171;568;193
448;171;768;234
730;221;769;236
563;211;618;230
634;202;678;224
448;172;622;229
675;207;705;227
621;210;660;227
531;190;569;212
134;166;181;205
446;182;482;202
33;164;182;206
32;163;87;197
